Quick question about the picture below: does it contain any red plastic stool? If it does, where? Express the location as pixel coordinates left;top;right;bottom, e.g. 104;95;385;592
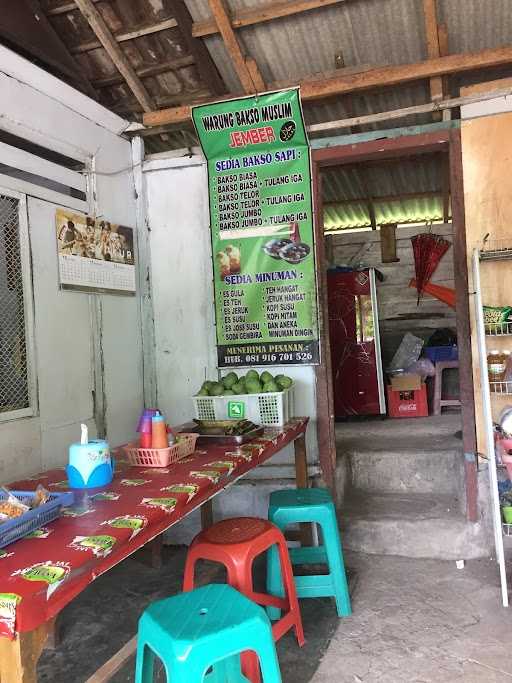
183;517;305;683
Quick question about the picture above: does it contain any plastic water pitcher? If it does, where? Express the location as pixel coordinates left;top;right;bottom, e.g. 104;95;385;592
66;424;113;489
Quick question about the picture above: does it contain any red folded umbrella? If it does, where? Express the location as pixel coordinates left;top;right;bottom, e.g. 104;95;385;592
411;232;451;304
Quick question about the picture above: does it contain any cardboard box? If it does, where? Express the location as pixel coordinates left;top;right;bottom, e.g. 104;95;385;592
390;373;422;391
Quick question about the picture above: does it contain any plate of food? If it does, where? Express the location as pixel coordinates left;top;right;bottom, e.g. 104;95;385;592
263;238;292;259
190;419;264;444
279;241;311;264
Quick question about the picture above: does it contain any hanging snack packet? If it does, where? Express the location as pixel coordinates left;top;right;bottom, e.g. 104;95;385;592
483;306;512;324
31;485;51;509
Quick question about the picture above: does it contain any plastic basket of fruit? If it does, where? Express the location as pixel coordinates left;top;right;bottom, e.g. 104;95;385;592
124;433;198;468
0;490;74;549
192;371;294;426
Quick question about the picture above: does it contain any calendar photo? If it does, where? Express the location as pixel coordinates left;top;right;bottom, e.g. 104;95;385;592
56;208;136;295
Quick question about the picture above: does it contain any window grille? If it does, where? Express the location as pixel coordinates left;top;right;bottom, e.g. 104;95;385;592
0;194;29;414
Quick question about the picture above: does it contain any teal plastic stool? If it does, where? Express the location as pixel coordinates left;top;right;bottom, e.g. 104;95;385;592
266;488;351;619
135;583;282;682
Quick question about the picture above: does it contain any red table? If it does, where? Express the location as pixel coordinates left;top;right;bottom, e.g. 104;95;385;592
0;418;308;683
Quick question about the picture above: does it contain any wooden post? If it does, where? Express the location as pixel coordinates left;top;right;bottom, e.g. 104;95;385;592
0;622;50;683
149;534;163;570
294;434;308;489
42;616;60;651
442;151;451;223
201;499;214;529
380;223;400;263
311;163;337;500
449;128;478;522
294;434;313;545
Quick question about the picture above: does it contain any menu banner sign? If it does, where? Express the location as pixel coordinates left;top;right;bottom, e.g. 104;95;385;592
193;89;319;367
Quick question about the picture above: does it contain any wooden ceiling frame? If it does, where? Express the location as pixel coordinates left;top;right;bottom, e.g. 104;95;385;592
14;0;99;100
422;0;443;119
170;0;226;97
46;0;99;14
207;0;265;93
193;0;348;38
73;0;155;112
69;17;178;54
51;0;352;37
111;89;212;116
143;43;512;127
92;56;196;89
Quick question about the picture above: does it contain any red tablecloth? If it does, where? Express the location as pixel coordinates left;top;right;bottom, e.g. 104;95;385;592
0;418;307;638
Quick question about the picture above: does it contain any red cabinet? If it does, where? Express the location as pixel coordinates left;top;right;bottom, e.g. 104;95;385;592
327;269;385;418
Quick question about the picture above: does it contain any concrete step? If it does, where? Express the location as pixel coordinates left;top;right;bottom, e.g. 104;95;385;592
335;414;462;442
339;491;491;560
342;441;464;495
335;415;464;496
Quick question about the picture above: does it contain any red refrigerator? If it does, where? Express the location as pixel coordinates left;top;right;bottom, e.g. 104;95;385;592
327;268;385;418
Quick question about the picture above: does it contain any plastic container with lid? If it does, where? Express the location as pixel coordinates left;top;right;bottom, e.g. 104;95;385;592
488;349;510;390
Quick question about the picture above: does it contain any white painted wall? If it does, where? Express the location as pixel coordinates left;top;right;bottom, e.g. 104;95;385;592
142;153;320;543
143;155;319;481
0;48;142;482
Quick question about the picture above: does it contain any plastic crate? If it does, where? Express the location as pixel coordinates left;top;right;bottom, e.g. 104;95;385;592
192;385;294;426
424;346;458;363
124;433;198;467
0;490;74;549
386;384;428;418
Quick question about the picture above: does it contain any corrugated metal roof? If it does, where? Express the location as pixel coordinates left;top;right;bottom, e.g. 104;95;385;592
184;0;512;141
26;0;512;218
440;0;512;53
321;152;446;230
322;155;442;201
185;0;427;91
324;196;444;230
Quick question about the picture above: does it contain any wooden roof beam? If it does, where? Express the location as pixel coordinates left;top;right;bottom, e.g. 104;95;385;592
73;0;155;112
193;0;347;38
143;44;512;127
442;153;451;222
207;0;265;93
70;18;178;54
111;89;212;115
437;22;451;121
92;56;195;88
422;0;443;121
47;0;99;14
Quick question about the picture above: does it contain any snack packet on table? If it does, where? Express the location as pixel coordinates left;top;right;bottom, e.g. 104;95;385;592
0;486;29;523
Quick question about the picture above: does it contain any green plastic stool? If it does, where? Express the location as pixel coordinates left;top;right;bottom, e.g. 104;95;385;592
266;488;351;619
135;583;282;682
